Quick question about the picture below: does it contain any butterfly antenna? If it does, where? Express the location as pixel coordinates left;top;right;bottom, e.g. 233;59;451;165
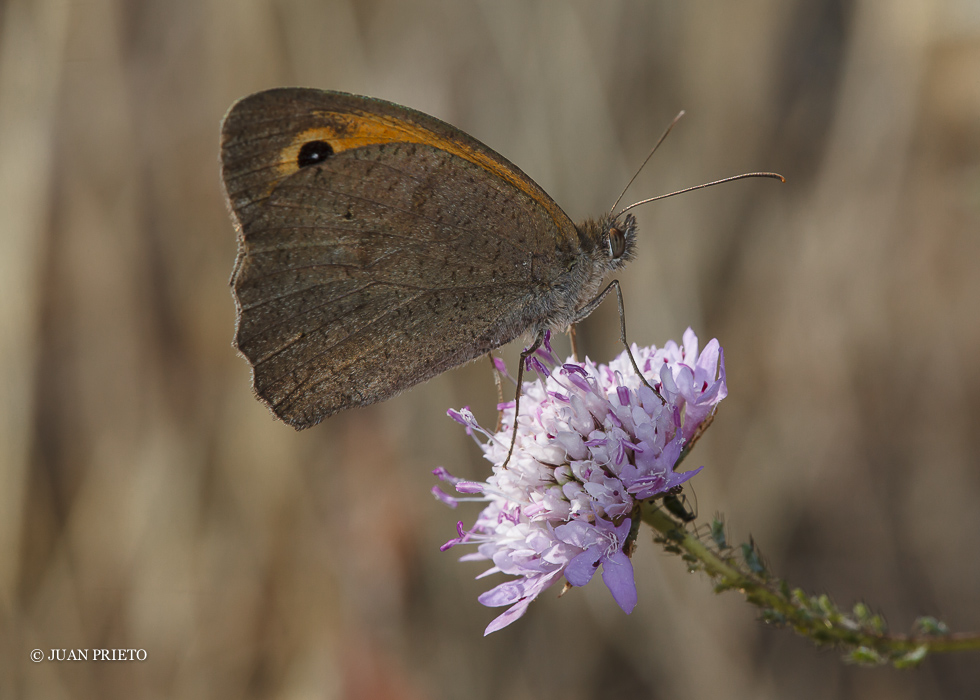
609;110;686;217
615;172;785;217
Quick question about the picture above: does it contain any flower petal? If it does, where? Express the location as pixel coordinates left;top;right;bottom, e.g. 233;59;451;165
565;546;602;587
600;550;637;614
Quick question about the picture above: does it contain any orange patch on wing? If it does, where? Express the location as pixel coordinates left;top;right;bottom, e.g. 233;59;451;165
276;110;572;240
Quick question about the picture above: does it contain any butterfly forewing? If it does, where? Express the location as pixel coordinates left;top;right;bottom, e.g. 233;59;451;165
221;89;580;427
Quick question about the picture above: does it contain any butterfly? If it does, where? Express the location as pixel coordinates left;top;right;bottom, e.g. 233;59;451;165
220;88;781;431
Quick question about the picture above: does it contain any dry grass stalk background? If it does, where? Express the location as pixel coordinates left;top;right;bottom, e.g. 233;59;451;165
1;1;979;698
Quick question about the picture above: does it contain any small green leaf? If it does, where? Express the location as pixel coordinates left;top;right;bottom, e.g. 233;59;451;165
914;616;949;636
853;602;871;623
761;610;786;625
742;542;765;576
847;646;884;665
868;614;887;635
816;594;836;617
893;645;928;669
710;518;728;549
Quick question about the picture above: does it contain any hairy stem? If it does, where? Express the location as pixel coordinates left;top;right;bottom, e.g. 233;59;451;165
639;501;980;667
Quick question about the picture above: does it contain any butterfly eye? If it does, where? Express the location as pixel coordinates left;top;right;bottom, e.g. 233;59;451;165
607;227;626;259
298;140;334;168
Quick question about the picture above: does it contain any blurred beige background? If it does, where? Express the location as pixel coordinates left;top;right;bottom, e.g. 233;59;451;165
2;0;979;698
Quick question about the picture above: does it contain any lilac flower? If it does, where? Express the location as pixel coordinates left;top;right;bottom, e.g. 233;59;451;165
435;328;726;634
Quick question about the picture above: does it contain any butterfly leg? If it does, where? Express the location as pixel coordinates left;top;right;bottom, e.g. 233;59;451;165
488;352;505;432
501;333;544;469
568;324;580;362
571;280;666;405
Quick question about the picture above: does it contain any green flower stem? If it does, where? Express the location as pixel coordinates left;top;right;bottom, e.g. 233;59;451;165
639;500;980;667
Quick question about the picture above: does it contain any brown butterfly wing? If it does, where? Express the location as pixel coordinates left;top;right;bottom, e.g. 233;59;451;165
221;89;581;428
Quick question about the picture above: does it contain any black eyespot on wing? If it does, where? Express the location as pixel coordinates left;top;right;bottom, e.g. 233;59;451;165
298;140;334;168
608;227;626;259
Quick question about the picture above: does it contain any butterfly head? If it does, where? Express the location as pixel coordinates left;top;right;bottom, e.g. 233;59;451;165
604;212;637;267
577;212;638;275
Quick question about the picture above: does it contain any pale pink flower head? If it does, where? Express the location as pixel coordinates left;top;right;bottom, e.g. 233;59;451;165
434;329;725;634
